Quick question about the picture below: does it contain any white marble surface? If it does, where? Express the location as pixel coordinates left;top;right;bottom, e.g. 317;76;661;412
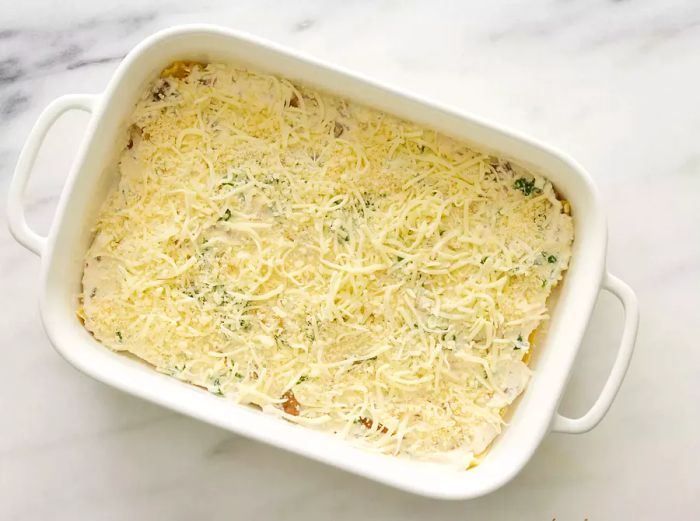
1;0;699;519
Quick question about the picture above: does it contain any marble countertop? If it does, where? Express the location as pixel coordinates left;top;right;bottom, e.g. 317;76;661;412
1;1;698;519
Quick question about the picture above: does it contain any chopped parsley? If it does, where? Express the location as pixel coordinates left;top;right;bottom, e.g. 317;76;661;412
219;208;232;221
239;319;252;331
547;255;557;264
211;377;224;396
296;375;308;384
337;225;350;242
514;177;541;196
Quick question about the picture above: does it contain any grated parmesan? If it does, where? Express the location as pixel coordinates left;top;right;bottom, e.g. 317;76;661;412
79;62;574;468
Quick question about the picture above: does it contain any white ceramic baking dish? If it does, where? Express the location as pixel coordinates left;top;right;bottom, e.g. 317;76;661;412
7;25;638;500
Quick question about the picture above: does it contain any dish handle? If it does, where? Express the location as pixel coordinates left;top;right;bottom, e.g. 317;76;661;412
552;272;639;434
6;94;97;257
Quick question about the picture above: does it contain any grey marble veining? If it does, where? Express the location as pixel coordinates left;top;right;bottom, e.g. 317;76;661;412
1;1;699;520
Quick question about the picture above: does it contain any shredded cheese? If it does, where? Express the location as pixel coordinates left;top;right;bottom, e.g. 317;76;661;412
79;62;574;467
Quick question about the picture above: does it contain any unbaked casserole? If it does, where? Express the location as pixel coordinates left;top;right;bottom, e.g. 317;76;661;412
7;26;637;499
79;62;573;468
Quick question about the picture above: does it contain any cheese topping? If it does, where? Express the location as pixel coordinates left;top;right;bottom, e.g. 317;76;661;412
79;63;574;467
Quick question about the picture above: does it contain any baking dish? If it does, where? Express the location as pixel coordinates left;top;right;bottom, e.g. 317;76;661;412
7;25;638;500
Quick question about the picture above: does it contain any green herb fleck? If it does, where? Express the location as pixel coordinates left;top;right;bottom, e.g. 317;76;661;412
116;331;123;341
336;225;350;243
513;335;530;351
235;372;244;379
441;332;457;342
296;375;308;385
275;334;292;347
239;319;252;331
514;177;541;196
265;173;281;185
515;334;523;350
211;377;224;396
547;255;557;264
480;256;488;265
219;208;232;221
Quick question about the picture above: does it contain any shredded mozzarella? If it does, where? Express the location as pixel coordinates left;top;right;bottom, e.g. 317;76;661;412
79;62;574;467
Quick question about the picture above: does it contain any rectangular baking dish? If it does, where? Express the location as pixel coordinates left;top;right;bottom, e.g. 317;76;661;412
7;25;638;500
